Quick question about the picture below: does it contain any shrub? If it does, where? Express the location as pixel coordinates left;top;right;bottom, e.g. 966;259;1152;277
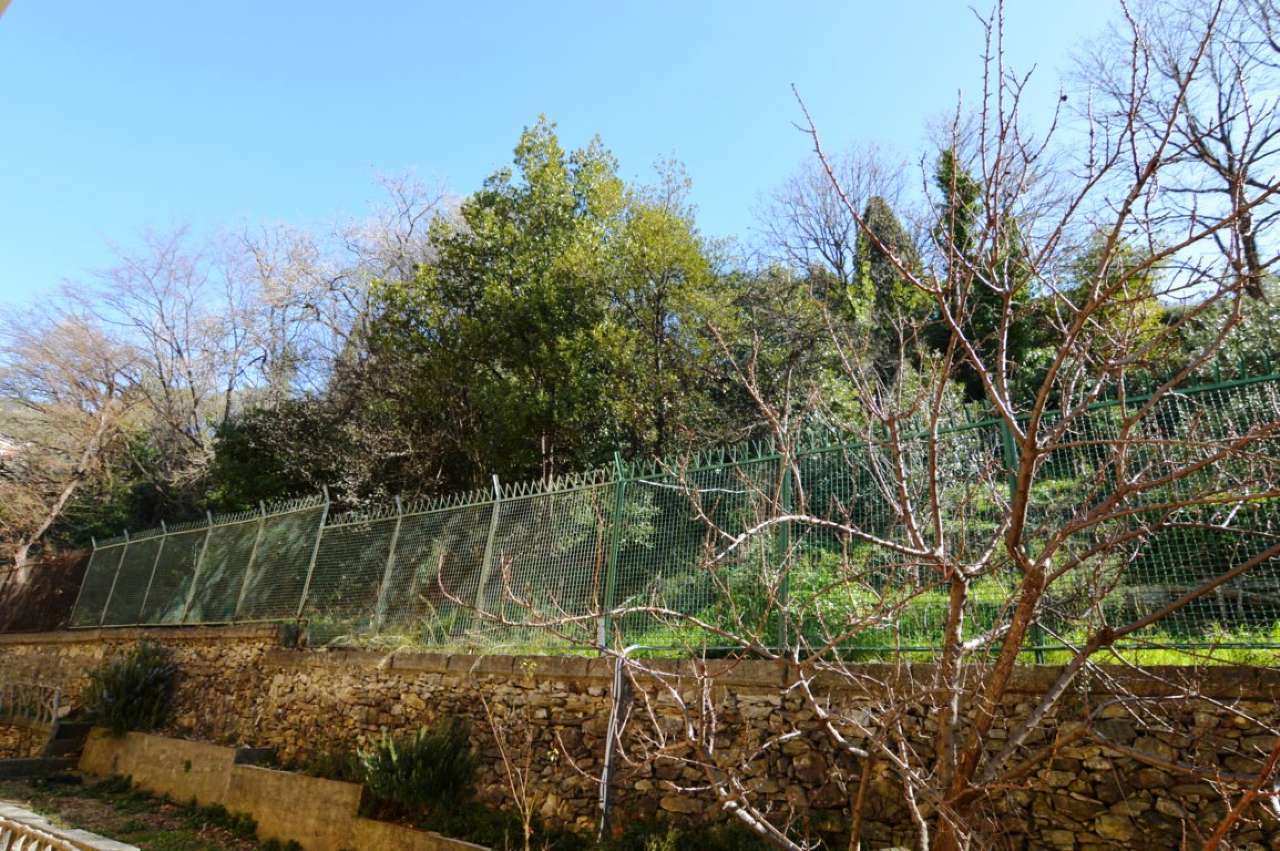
82;643;178;736
297;747;363;784
359;716;476;817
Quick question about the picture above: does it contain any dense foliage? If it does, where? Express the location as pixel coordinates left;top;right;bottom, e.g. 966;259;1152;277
2;115;1276;556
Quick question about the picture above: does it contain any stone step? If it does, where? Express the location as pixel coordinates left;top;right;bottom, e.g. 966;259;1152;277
0;756;77;779
41;722;93;759
44;739;85;757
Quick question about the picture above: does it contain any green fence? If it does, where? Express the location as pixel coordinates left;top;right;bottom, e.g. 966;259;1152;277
69;373;1280;655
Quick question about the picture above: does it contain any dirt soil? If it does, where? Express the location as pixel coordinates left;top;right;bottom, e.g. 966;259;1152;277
0;550;89;633
0;775;273;850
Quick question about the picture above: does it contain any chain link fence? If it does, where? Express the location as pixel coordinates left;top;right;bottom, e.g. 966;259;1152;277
69;373;1280;655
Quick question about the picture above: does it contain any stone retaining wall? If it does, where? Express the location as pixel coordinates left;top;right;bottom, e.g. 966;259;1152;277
0;721;46;759
79;731;482;851
3;627;1280;848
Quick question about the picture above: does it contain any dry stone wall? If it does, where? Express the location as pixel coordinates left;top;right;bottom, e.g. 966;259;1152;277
0;723;45;759
2;627;1280;849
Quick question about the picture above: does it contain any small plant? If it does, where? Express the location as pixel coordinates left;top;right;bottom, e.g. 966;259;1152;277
182;802;258;840
86;775;133;796
598;818;770;851
82;642;178;736
260;840;304;851
305;747;363;783
644;827;681;851
359;716;475;817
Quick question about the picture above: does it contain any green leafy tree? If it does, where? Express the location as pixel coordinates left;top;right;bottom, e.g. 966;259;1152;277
1168;282;1280;382
928;149;1038;401
376;119;623;484
597;164;740;458
854;195;926;376
372;119;734;488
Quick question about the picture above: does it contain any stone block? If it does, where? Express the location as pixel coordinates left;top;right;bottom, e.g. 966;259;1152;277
226;764;361;851
350;817;487;850
80;730;235;806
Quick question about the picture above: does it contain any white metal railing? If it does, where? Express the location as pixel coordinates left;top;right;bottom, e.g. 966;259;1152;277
0;683;60;727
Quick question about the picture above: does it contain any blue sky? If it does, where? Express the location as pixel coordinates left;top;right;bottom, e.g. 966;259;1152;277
0;1;1115;306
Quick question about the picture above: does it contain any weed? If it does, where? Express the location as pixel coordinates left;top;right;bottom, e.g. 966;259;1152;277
180;802;258;839
260;840;304;851
86;775;132;796
597;817;770;851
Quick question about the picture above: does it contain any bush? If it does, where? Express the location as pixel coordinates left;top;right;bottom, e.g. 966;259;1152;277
259;840;304;851
82;642;178;736
297;747;363;784
359;716;476;817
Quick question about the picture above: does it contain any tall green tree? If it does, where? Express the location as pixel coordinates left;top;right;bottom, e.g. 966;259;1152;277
928;149;1037;401
376;118;622;484
596;164;739;458
369;119;733;489
854;195;926;377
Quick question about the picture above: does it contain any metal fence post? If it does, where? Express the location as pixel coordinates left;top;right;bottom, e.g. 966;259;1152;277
234;502;268;620
181;512;215;624
597;453;628;651
98;530;130;626
372;496;405;631
69;537;97;624
295;488;331;619
472;476;503;625
136;521;167;625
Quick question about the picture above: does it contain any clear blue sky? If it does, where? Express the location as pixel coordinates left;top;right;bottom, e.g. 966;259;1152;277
0;1;1115;306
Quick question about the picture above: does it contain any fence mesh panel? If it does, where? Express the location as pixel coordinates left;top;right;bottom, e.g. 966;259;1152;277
140;526;207;624
184;514;259;623
69;542;126;627
482;481;612;649
301;510;397;643
611;456;781;648
67;373;1280;655
380;500;495;646
237;500;328;621
101;532;165;626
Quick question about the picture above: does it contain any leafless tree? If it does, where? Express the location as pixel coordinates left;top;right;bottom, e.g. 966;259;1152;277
0;306;138;573
238;172;449;394
757;144;908;290
471;2;1280;848
84;227;264;496
481;692;543;851
1082;0;1280;300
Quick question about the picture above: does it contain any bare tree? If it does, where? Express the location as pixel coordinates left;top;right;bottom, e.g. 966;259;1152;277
238;172;449;394
757;144;907;291
84;228;263;500
0;306;138;573
470;2;1280;848
1083;0;1280;300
